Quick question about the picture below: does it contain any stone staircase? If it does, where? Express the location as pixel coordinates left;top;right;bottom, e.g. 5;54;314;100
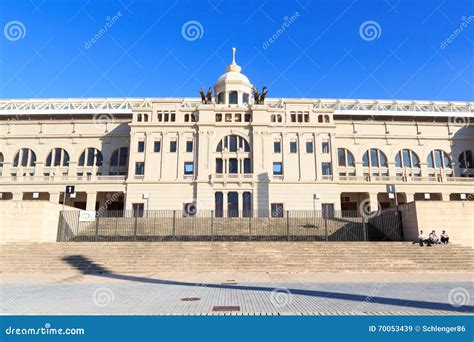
1;242;472;274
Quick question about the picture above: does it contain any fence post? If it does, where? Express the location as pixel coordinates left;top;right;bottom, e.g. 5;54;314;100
286;210;290;241
324;215;328;241
248;214;252;241
56;212;63;242
362;216;368;241
133;213;138;241
210;210;214;241
172;210;176;240
95;215;100;242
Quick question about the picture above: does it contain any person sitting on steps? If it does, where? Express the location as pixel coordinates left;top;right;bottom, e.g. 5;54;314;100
418;230;431;246
429;230;441;245
440;230;450;244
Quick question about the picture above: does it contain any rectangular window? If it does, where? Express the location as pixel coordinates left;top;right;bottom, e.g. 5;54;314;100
135;162;145;175
322;162;332;176
244;114;251;122
321;203;334;218
322;141;329;154
137;141;145;153
271;203;284;217
184;162;194;175
216;158;223;173
170;141;177;153
186;141;193;153
274;141;281;153
244;158;251;173
229;158;238;174
306;141;313;153
132;203;144;217
243;192;252;217
154;141;161;152
338;148;346;166
273;162;283;175
290;141;297;153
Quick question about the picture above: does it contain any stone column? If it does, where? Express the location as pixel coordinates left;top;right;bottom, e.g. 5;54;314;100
49;192;61;205
86;192;97;211
441;192;451;201
368;192;379;212
405;193;415;203
12;192;23;200
329;133;338;181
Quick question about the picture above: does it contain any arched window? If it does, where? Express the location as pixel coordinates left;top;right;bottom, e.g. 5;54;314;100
217;92;225;104
0;152;3;168
45;148;70;167
458;150;473;169
395;149;420;168
78;148;103;167
337;148;355;167
362;149;387;168
243;93;249;104
229;91;238;104
110;147;129;167
427;150;451;169
137;113;142;122
216;135;251;152
13;148;36;167
143;113;149;122
215;135;252;175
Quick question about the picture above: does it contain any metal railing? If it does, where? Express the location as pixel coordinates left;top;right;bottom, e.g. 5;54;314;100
55;209;401;242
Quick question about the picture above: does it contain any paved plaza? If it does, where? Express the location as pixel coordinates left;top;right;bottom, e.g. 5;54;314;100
1;273;473;316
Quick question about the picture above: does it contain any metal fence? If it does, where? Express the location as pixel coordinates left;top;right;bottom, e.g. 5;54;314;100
367;207;404;241
55;209;404;242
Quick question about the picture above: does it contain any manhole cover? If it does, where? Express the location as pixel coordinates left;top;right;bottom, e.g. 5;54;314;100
181;297;201;302
212;306;240;312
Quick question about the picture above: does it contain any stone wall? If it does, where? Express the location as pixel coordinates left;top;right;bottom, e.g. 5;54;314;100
0;201;79;243
399;201;473;247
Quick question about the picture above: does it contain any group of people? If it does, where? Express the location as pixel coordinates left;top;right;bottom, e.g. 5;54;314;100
418;230;449;246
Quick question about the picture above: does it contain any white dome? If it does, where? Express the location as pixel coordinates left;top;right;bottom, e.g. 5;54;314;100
217;70;250;84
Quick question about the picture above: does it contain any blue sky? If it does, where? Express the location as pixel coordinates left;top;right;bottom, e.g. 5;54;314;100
0;0;473;101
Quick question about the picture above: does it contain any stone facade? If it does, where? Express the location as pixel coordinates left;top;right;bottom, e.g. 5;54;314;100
0;50;473;215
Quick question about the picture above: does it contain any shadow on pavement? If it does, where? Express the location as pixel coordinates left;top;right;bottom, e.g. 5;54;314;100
62;255;474;313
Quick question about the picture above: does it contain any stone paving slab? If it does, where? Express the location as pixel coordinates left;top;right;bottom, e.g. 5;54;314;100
1;276;473;316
